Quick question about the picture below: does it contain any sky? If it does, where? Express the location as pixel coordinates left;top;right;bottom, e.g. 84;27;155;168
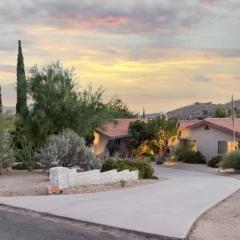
0;0;240;113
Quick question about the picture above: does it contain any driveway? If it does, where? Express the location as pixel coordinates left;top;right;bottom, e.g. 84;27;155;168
0;166;240;239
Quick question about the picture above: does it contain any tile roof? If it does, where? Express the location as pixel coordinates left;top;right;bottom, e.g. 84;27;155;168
179;118;240;136
96;118;148;139
178;119;201;130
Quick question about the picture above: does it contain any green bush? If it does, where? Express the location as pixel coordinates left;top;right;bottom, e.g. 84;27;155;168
101;158;154;179
175;148;206;164
207;155;222;168
12;162;43;170
222;150;240;170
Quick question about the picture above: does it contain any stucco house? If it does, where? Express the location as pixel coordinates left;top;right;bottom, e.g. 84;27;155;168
177;118;240;160
93;118;147;158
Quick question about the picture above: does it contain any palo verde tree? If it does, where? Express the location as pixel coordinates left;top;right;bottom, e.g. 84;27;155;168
147;116;178;152
26;62;124;146
128;116;178;155
16;40;27;117
107;98;137;119
26;62;80;145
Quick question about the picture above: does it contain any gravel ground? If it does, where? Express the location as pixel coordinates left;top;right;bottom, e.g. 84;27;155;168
0;170;160;197
161;161;240;180
63;179;159;194
0;170;49;196
188;189;240;240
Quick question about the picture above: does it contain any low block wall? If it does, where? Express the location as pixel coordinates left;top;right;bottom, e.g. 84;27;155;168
49;167;139;189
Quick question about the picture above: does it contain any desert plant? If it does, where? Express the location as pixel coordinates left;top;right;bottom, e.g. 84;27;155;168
101;158;154;179
0;130;15;174
175;147;206;164
16;134;37;171
222;150;240;170
37;129;99;170
12;162;42;170
207;155;223;168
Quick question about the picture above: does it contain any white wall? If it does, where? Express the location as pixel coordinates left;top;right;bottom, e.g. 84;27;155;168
180;125;240;160
50;167;139;190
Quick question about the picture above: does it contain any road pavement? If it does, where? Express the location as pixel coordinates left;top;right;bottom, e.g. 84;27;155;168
0;167;240;239
0;206;140;240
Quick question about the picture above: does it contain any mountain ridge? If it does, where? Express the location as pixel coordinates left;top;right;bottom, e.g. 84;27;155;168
166;100;240;119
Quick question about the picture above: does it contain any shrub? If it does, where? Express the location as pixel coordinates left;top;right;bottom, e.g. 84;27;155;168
12;162;43;170
192;151;206;164
0;130;15;173
36;129;99;170
15;134;36;171
175;147;206;164
222;150;240;170
207;155;222;168
101;158;154;179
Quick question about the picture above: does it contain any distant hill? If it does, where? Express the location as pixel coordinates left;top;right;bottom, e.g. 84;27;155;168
145;112;166;119
166;100;240;119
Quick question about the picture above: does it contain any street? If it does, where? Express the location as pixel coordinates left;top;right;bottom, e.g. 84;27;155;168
0;206;141;240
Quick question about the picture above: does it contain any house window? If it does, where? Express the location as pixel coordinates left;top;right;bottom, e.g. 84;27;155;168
180;139;189;148
115;139;121;145
218;141;227;154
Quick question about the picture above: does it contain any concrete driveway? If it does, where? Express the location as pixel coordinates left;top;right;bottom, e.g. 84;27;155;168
0;166;240;239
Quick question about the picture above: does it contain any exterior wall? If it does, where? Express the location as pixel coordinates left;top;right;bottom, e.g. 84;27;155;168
50;167;139;189
93;131;110;158
179;125;240;161
93;131;129;158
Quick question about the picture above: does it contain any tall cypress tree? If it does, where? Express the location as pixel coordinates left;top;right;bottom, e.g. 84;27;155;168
16;40;27;116
0;85;2;113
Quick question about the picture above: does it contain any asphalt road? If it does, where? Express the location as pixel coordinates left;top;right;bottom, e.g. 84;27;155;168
0;207;138;240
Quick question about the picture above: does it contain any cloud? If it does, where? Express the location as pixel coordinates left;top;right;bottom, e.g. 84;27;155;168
199;0;217;5
0;0;214;34
192;74;211;82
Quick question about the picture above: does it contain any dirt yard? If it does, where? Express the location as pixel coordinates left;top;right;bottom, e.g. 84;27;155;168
188;189;240;240
0;170;160;196
0;170;49;196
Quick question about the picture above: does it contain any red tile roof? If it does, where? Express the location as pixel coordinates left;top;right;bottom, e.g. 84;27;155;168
178;118;240;136
178;119;201;130
96;118;148;139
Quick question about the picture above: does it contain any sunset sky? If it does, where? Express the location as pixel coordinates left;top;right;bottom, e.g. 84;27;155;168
1;0;240;113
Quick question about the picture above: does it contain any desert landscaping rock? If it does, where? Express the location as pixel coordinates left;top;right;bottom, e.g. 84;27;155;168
188;189;240;240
